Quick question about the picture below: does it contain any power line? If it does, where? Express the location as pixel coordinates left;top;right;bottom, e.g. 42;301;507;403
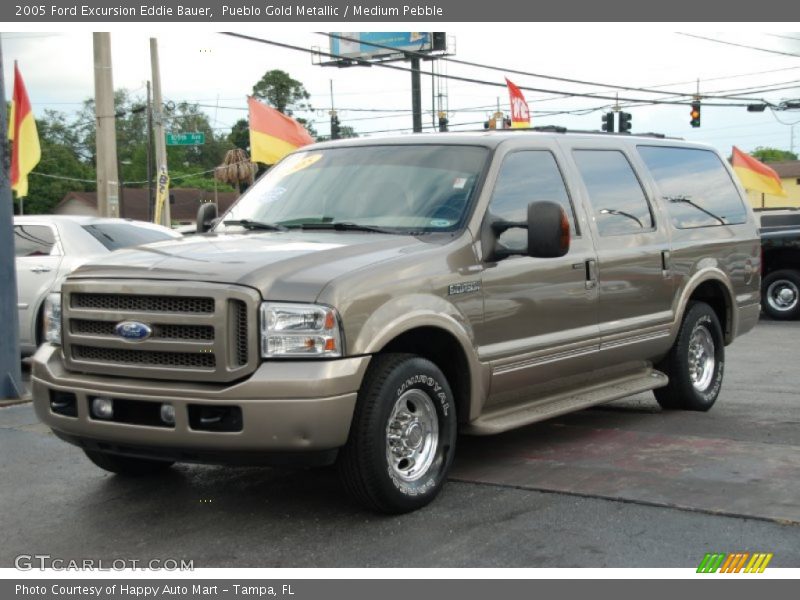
319;32;694;99
764;33;800;43
221;32;761;109
676;33;800;58
320;31;794;106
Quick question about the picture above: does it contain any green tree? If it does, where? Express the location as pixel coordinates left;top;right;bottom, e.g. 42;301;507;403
251;69;311;114
251;69;317;139
163;101;233;176
339;125;358;139
751;147;798;162
77;90;235;195
18;109;95;214
229;118;250;151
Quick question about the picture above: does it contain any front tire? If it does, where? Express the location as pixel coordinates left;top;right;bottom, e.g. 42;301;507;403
762;269;800;320
337;353;457;514
83;450;174;476
654;301;725;411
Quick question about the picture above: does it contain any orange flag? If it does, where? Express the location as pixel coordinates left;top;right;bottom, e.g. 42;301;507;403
505;77;530;129
9;62;41;198
731;146;787;197
248;97;314;165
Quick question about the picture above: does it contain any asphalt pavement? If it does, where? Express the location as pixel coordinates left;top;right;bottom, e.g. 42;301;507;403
1;318;798;568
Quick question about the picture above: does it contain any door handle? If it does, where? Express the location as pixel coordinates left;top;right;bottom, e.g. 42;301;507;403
661;250;671;278
585;259;598;290
30;266;52;273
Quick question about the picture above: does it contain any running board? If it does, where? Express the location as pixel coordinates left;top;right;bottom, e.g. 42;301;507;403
464;368;669;436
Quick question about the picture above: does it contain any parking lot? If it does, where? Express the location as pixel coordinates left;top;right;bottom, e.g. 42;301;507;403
2;318;798;568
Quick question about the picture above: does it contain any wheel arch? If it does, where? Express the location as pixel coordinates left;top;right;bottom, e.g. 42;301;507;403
675;270;736;345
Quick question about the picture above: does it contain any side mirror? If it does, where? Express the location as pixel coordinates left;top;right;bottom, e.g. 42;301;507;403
482;201;570;261
196;202;218;234
527;201;570;258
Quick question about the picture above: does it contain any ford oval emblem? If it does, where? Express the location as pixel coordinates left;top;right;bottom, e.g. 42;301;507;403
115;321;153;341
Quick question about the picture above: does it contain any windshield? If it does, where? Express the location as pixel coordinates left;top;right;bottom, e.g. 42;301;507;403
82;223;178;251
216;145;489;234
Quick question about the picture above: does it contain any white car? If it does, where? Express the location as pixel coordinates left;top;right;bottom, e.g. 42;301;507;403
15;215;182;355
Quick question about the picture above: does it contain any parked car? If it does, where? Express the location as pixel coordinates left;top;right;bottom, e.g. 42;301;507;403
758;209;800;320
32;131;760;513
15;215;181;355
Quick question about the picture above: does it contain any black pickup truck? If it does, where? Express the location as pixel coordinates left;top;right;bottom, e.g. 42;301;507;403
759;209;800;320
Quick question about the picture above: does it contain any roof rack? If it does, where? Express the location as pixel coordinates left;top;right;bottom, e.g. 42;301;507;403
477;125;681;140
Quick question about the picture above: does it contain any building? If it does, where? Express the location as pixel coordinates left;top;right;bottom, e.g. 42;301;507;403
745;161;800;209
55;188;240;225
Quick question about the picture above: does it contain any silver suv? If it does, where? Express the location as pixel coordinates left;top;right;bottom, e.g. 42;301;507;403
32;131;761;513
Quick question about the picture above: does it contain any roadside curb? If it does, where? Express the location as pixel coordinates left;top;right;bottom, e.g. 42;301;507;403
0;396;32;408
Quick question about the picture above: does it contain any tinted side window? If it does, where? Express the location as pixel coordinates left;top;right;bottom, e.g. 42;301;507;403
488;150;577;251
82;224;176;251
573;150;654;236
637;146;748;228
14;225;56;257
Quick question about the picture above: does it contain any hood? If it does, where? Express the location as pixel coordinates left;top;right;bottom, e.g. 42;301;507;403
68;231;440;302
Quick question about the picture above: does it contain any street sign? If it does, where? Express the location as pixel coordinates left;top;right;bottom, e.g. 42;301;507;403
166;132;205;145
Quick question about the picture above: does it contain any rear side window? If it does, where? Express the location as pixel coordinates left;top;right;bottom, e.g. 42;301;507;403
573;150;654;236
637;146;748;228
14;225;56;257
82;223;176;251
488;150;577;251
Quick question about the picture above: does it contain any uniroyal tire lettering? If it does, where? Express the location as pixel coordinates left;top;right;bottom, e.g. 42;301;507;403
396;374;450;415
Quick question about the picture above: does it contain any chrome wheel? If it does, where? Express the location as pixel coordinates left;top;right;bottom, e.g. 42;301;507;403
766;279;799;313
688;325;715;391
385;389;439;482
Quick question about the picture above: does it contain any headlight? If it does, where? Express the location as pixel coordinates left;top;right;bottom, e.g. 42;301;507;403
259;302;343;358
44;292;62;345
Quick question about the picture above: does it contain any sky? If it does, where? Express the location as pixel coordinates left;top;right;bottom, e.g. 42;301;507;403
2;26;800;160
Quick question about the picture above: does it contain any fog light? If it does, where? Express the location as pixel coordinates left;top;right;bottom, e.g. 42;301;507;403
160;403;176;425
91;397;114;420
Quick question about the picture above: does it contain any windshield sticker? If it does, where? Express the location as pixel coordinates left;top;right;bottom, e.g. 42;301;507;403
453;177;467;189
263;186;287;203
271;154;323;181
430;219;451;228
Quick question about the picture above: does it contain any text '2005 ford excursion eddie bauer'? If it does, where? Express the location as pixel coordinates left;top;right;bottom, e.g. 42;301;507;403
32;131;760;513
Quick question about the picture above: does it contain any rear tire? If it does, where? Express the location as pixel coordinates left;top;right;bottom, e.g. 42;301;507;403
337;353;457;514
654;301;725;411
762;269;800;320
84;450;174;476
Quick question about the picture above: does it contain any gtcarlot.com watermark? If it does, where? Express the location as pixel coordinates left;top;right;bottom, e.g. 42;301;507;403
15;554;194;571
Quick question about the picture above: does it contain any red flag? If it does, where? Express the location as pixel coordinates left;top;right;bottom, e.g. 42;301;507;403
248;97;314;165
505;78;530;129
9;62;41;197
731;146;786;197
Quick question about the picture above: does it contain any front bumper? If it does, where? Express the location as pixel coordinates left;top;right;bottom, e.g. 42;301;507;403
32;344;370;461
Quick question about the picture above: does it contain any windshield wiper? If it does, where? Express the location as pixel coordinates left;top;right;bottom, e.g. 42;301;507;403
297;222;398;234
598;208;644;228
665;196;726;225
223;219;287;231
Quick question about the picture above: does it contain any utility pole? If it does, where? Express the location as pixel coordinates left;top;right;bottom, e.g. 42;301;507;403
0;42;23;399
93;32;119;218
146;80;154;222
410;56;422;133
150;37;170;226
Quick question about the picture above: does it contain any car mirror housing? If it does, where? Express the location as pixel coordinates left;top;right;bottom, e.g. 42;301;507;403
483;201;570;262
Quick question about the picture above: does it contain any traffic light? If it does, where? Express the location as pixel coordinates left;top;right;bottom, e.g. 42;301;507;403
690;102;701;128
438;111;448;132
619;112;632;133
601;112;614;132
330;111;341;139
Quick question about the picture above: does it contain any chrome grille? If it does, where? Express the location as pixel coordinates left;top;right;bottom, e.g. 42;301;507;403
71;293;214;313
62;280;259;383
72;345;216;369
70;319;215;341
